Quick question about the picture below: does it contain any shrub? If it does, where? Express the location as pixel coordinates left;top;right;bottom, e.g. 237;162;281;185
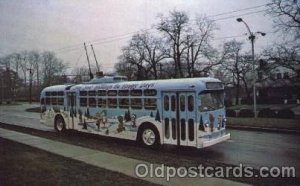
226;109;236;117
238;109;254;117
277;109;295;119
258;108;277;118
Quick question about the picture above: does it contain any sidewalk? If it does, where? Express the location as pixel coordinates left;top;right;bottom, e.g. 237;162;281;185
0;128;246;186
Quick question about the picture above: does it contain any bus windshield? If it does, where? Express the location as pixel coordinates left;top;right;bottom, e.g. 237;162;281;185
199;91;224;111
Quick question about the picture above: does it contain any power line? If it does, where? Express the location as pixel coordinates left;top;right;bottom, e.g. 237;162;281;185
207;4;268;18
212;9;267;21
52;4;270;53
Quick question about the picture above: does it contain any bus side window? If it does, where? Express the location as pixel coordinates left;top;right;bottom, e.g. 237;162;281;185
80;91;87;96
164;96;169;111
80;98;87;107
118;90;129;96
46;97;51;105
119;98;129;108
130;90;142;96
144;89;157;96
98;90;106;96
98;98;106;108
51;92;57;96
131;98;142;109
171;95;176;111
57;91;64;96
108;98;117;108
188;95;194;112
180;95;185;111
188;119;194;141
58;98;64;105
171;118;176;140
89;97;96;107
108;90;117;96
144;98;156;110
51;97;57;105
88;91;96;96
165;118;170;139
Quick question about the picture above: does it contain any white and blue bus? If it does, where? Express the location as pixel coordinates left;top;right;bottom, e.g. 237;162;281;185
40;76;230;148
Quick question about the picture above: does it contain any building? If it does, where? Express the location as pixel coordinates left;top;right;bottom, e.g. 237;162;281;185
256;62;300;104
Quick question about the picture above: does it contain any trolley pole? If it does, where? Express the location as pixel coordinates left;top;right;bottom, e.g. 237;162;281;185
84;42;94;80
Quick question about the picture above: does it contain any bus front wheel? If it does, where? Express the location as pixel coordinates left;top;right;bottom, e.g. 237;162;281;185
54;115;66;133
138;125;160;148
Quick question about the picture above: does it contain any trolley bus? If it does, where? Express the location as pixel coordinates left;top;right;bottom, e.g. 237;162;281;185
40;76;230;148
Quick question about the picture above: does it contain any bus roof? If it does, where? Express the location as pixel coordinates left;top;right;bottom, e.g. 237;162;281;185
40;77;222;94
40;84;73;94
70;77;222;92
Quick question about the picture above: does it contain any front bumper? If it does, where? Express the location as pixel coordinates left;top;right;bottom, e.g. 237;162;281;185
199;133;230;148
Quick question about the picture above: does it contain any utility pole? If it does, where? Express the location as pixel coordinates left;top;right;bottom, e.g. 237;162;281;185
27;68;33;104
84;42;94;80
90;44;100;73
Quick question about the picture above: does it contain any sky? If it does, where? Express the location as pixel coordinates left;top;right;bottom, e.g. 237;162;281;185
0;0;279;73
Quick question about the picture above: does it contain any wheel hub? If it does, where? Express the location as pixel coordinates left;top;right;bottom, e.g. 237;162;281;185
142;129;155;146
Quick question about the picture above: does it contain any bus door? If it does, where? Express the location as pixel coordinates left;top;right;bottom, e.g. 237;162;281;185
67;92;76;129
162;92;197;147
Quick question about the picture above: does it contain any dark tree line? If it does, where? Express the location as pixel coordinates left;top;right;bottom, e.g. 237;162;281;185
0;51;67;102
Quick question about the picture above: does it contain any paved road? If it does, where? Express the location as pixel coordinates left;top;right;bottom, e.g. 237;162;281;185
1;103;299;176
0;103;52;131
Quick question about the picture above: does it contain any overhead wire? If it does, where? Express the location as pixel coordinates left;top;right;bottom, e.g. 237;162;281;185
53;3;271;54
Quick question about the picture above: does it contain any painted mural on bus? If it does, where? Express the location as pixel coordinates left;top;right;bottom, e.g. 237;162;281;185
40;76;230;148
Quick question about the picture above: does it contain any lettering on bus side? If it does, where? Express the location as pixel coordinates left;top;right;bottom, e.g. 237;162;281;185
139;83;155;89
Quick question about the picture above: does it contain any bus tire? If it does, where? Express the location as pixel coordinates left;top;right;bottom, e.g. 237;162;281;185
54;115;66;133
138;124;160;148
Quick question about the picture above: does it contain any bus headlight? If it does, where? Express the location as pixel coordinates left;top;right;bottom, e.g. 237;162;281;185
204;120;209;128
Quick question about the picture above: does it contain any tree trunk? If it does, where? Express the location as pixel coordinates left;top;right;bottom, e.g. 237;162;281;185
235;74;240;105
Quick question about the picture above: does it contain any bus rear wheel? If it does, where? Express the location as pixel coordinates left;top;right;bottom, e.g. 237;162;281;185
54;116;66;133
139;125;160;148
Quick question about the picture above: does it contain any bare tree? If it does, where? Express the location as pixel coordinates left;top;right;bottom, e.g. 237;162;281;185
42;51;67;87
138;32;169;79
267;0;300;40
157;10;189;78
221;40;254;104
264;0;300;75
117;31;169;80
263;43;300;73
117;33;150;80
114;61;137;80
71;65;97;83
19;51;28;89
28;51;41;87
184;16;218;77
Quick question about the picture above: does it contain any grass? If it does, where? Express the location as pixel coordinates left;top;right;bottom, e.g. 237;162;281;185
0;137;157;186
227;117;300;131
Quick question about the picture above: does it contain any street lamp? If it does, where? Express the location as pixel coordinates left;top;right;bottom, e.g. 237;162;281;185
236;18;266;118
